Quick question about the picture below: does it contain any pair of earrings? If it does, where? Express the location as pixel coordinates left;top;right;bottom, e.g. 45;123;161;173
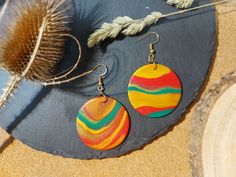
76;32;182;150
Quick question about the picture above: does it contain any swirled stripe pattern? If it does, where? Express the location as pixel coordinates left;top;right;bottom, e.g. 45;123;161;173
128;64;182;118
76;97;130;150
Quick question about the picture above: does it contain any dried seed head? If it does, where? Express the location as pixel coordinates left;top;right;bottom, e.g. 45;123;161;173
0;0;73;81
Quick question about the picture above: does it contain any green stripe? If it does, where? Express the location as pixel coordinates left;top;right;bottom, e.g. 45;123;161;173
128;86;181;95
77;102;122;130
147;109;174;118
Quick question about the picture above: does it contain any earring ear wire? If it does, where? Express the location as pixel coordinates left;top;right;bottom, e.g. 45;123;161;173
136;32;160;68
96;64;108;98
135;32;160;45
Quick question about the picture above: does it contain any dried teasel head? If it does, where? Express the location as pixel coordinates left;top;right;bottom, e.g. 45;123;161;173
0;0;73;81
0;0;74;109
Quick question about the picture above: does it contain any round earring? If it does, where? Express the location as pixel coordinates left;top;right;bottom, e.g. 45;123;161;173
76;64;130;150
128;32;182;118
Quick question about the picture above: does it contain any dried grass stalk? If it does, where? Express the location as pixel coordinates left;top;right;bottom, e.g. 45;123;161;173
167;0;194;9
88;0;230;48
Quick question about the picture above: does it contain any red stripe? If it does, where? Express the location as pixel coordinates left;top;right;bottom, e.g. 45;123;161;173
83;107;97;121
130;71;181;89
79;108;126;146
102;117;130;150
136;106;176;115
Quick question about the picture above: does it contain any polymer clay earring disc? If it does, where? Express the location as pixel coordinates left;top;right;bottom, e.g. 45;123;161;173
128;64;182;118
76;97;130;150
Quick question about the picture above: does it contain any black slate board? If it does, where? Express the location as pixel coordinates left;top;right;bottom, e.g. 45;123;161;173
0;0;216;159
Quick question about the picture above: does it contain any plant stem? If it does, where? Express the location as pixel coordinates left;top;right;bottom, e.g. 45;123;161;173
161;0;231;18
0;75;21;109
0;0;10;22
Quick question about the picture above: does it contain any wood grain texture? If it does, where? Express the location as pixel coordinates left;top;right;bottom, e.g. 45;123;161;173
202;83;236;177
190;72;236;177
0;0;215;159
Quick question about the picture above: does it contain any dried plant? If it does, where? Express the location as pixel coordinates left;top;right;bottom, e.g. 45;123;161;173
87;12;162;48
0;0;73;108
167;0;194;9
88;0;230;48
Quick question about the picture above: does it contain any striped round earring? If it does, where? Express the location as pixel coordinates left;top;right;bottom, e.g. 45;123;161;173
128;32;182;118
76;64;130;150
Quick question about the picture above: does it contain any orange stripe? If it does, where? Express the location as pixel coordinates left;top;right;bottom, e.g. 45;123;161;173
83;97;116;121
79;108;125;145
102;117;130;150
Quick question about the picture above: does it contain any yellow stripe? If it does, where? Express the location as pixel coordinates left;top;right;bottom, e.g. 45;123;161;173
89;112;128;150
103;134;127;150
77;117;114;135
134;64;170;79
128;91;181;108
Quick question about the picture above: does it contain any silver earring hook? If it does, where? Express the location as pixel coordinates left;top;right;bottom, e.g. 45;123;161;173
136;32;160;68
135;32;160;45
93;64;108;100
92;64;108;79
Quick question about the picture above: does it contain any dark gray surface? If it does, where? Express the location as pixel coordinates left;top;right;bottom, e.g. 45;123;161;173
0;0;216;159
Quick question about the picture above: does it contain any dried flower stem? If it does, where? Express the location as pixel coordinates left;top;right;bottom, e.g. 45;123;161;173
88;0;231;48
0;75;21;108
0;0;72;110
0;0;10;22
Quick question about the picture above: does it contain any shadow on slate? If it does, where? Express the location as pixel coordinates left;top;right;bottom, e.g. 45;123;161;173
0;0;216;159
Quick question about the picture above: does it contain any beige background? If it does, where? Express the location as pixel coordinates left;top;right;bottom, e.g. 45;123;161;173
0;5;236;177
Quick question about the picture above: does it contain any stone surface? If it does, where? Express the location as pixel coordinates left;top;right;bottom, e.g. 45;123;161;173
0;0;215;159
